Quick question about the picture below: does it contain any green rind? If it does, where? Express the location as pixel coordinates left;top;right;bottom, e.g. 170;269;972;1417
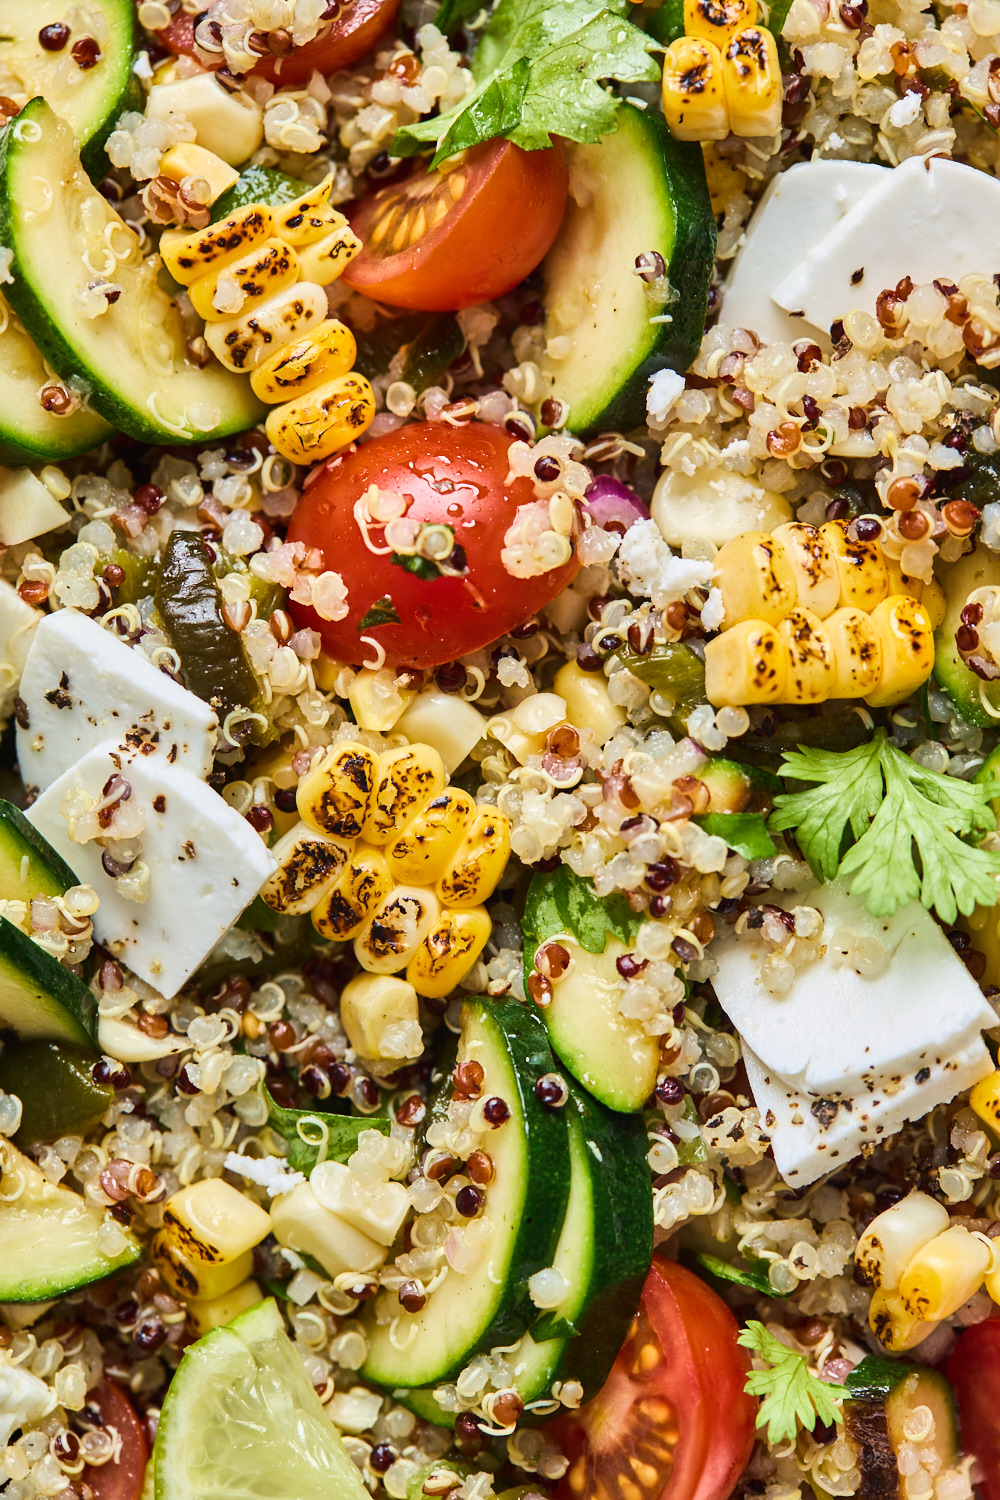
0;799;79;898
0;1040;113;1147
0;307;113;465
844;1356;917;1401
933;546;1000;727
211;166;312;221
0;916;98;1048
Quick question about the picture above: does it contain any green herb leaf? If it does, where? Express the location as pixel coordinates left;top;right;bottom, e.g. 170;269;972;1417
358;596;401;632
769;729;1000;923
692;1252;783;1298
395;0;659;167
675;1093;707;1165
391;553;441;581
264;1084;390;1173
433;0;483;33
738;1320;842;1445
694;812;777;862
522;864;646;991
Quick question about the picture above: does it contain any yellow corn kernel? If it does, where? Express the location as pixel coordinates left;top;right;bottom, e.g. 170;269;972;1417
407;907;492;999
260;822;351;914
296;223;363;286
701;143;747;217
269;1183;385;1280
387;786;476;886
158;143;239;202
970;1068;1000;1133
205;281;330;373
855;1192;951;1291
363;743;447;846
311;843;393;941
704;619;787;707
712;532;798;627
355;886;441;975
153;1178;271;1300
771;523;840;619
297;742;380;839
190;236;300;322
685;0;757;45
885;555;922;601
146;72;263;165
395;688;488;775
865;596;934;708
662;37;730;142
340;972;422;1061
152;1235;256;1302
820;518;890;613
436;807;512;909
868;1286;937;1352
250;318;358;404
272;178;336;245
778;608;835;704
985;1262;1000;1305
553;660;627;745
923;575;947;630
824;607;882;698
898;1225;992;1322
186;1279;263;1337
265;373;376;465
721;26;782;137
347;665;419;734
160;205;276;286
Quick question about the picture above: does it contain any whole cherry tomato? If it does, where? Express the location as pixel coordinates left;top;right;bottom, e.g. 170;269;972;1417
83;1380;149;1500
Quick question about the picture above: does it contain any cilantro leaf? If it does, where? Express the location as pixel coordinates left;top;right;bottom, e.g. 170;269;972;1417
694;812;777;862
358;596;400;631
692;1252;784;1299
264;1084;390;1173
738;1321;841;1445
769;729;1000;923
394;0;659;167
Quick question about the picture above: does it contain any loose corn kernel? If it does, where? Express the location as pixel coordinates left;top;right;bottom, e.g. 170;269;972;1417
553;660;627;746
855;1191;951;1291
146;72;264;165
261;823;351;914
713;532;798;627
160;204;276;286
340;972;422;1062
922;575;947;630
355;885;441;974
408;906;492;1000
363;744;447;846
898;1226;992;1322
436;807;512;909
311;843;393;940
186;1278;263;1337
970;1068;1000;1132
250;317;357;403
266;372;376;464
347;666;420;734
387;786;476;886
190;236;300;322
395;688;488;774
153;1179;271;1300
272;178;337;245
864;596;934;708
296;223;363;285
721;26;782;137
662;36;730;142
704;619;786;706
824;606;882;698
821;519;890;613
158;143;238;202
778;608;835;704
152;1236;256;1302
985;1261;1000;1305
771;523;840;620
868;1286;937;1352
297;742;380;840
269;1183;386;1280
685;0;757;45
205;281;330;373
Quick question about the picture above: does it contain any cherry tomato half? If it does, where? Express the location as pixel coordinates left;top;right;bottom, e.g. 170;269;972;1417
549;1259;757;1500
343;139;569;311
948;1321;1000;1500
83;1380;149;1500
287;421;579;670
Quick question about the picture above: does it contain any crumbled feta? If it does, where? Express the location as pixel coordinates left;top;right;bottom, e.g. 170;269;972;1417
0;1365;57;1446
646;368;685;426
887;91;922;127
616;520;713;607
224;1152;306;1198
700;587;725;632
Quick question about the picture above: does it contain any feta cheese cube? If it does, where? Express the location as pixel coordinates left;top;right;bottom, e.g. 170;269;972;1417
310;1160;410;1247
0;579;40;721
27;742;276;998
16;611;218;794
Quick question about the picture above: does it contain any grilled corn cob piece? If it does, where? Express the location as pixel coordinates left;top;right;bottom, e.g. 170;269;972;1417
821;519;890;613
266;373;376;466
721;27;782;137
662;37;730;141
778;608;835;704
825;607;882;698
703;619;786;706
970;1068;1000;1131
771;522;841;619
662;16;780;140
152;1179;271;1301
712;532;798;627
250;318;357;402
160;205;276;284
898;1226;992;1322
685;0;757;45
856;1192;951;1291
865;596;936;707
263;740;510;996
862;1198;996;1346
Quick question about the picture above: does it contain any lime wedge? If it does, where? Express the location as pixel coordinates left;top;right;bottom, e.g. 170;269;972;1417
154;1299;370;1500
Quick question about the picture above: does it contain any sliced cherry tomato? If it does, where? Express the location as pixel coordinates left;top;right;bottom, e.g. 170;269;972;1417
286;421;579;670
948;1321;1000;1500
343;140;569;311
83;1379;149;1500
549;1259;757;1500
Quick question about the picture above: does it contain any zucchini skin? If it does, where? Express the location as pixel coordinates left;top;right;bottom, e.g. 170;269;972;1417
0;915;98;1049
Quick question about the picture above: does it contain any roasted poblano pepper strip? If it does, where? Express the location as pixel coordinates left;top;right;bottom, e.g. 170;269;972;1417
0;1039;114;1146
154;530;261;722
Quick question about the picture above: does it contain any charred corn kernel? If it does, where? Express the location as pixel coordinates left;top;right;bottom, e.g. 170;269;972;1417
721;26;782;136
340;973;422;1062
158;143;238;202
265;372;376;464
855;1192;951;1291
272;177;337;245
261;824;350;914
662;36;730;142
898;1226;992;1322
270;1183;387;1280
160;204;275;286
970;1068;1000;1132
864;596;935;708
701;143;747;216
186;1278;263;1337
153;1179;271;1300
704;619;786;706
298;742;380;840
885;555;922;601
387;787;476;886
821;518;890;612
713;532;798;627
190;236;300;322
347;665;420;734
407;907;492;1000
685;0;756;44
553;659;627;745
205;281;330;373
311;843;393;941
363;744;447;846
395;688;488;775
868;1286;937;1352
296;223;363;285
152;1236;255;1302
355;885;441;974
771;523;840;619
436;808;513;909
824;606;882;698
777;608;836;704
923;575;947;630
250;317;357;402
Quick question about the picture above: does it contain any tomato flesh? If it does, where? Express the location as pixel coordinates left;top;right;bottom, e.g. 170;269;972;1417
552;1259;757;1500
286;421;579;670
83;1380;149;1500
948;1321;1000;1500
344;140;569;312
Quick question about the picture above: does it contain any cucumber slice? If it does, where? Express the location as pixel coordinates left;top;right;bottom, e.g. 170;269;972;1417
0;99;266;446
0;1139;141;1300
0;799;78;900
542;937;659;1112
0;304;112;466
0;916;98;1048
536;103;715;436
362;999;571;1391
0;1;137;174
933;545;1000;726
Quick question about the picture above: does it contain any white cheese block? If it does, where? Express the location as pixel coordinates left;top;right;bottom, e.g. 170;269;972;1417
27;742;276;999
721;160;887;346
0;470;70;546
744;1034;994;1187
16;611;218;794
713;880;996;1097
774;156;1000;332
0;580;40;679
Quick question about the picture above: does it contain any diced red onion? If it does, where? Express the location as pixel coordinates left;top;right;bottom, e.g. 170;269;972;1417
583;477;649;534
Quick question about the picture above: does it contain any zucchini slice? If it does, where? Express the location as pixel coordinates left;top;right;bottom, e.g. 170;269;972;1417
536;103;715;435
0;917;98;1048
933;544;1000;725
0;798;78;901
0;302;112;465
844;1358;959;1500
0;99;266;445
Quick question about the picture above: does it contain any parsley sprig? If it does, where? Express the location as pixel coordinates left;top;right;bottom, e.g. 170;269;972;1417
738;1322;841;1446
769;729;1000;923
